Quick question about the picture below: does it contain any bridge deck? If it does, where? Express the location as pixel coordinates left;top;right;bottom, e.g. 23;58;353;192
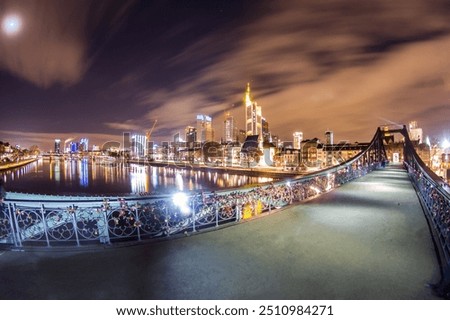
0;165;441;299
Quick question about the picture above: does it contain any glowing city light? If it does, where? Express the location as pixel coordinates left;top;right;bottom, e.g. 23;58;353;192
172;192;190;215
442;139;450;150
2;14;22;36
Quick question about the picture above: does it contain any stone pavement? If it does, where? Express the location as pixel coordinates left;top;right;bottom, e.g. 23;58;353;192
0;166;441;299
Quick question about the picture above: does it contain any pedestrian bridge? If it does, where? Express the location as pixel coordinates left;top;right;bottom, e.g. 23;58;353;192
0;125;449;298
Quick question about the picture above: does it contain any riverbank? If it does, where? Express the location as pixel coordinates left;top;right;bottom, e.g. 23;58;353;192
128;159;302;179
0;158;37;171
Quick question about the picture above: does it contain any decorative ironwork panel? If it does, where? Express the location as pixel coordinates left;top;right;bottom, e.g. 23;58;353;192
14;207;46;241
75;208;107;241
0;205;12;240
136;203;165;237
107;206;138;238
45;208;76;241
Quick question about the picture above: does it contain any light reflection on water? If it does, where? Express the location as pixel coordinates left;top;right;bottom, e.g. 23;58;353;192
1;158;273;196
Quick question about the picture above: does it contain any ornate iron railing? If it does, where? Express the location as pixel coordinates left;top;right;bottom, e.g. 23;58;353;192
400;126;450;297
0;129;385;249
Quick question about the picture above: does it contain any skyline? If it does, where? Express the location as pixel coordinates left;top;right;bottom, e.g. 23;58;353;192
1;0;450;151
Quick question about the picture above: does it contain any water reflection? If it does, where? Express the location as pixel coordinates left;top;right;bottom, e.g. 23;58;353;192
1;158;274;196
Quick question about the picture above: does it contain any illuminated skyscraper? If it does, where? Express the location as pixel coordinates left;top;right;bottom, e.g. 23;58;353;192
325;131;334;167
196;114;214;142
54;139;61;154
185;126;197;143
244;83;262;142
223;112;235;143
131;134;147;157
325;130;334;145
79;138;89;152
293;132;303;149
262;117;271;143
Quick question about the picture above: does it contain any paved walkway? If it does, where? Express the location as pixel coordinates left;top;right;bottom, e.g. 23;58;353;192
0;166;441;299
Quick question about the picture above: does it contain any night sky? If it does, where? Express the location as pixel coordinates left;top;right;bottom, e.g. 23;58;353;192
0;0;449;151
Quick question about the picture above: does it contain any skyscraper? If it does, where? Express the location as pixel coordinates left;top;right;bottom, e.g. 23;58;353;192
196;114;214;142
325;131;334;167
223;112;235;143
131;134;147;157
325;130;334;145
244;83;262;142
185;126;197;143
54;139;61;154
262;117;271;143
79;138;89;152
293;132;303;149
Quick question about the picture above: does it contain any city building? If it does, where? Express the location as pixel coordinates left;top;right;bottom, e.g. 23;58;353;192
293;132;303;149
185;126;197;144
131;134;147;158
408;121;423;143
123;132;131;152
238;129;247;144
274;147;301;170
262;117;271;143
244;83;262;145
92;145;100;152
196;114;214;143
54;139;61;154
325;130;334;145
325;131;334;167
79;138;89;152
223;112;236;143
69;142;79;153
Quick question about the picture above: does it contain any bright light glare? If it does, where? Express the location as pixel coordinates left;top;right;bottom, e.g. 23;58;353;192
310;186;321;195
2;14;22;36
442;139;450;150
172;192;190;214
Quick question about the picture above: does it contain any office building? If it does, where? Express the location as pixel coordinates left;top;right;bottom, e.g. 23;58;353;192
408;121;423;143
293;132;303;149
244;83;262;143
196;114;214;142
54;139;61;154
223;112;236;143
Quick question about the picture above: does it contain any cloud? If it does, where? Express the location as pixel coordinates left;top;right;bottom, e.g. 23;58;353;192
0;0;135;88
140;0;450;142
0;130;123;151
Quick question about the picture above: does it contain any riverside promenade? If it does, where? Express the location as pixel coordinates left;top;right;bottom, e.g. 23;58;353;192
0;158;37;171
0;165;441;299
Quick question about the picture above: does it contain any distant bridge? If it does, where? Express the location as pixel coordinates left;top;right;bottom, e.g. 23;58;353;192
0;126;449;297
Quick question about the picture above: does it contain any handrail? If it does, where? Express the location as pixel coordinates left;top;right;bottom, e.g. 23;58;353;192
0;129;385;249
399;125;450;298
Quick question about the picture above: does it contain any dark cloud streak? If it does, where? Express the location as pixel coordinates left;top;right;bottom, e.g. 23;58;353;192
0;0;449;150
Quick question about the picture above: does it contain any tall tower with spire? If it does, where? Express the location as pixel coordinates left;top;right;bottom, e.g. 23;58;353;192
244;83;262;143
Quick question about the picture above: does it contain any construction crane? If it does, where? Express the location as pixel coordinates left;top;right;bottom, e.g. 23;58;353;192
146;119;158;141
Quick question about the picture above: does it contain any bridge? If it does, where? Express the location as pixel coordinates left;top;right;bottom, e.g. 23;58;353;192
0;126;449;299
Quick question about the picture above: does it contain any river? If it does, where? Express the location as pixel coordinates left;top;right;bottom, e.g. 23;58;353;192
0;158;273;196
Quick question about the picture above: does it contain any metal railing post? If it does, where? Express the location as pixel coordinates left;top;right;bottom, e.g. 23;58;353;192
11;204;22;248
6;203;19;247
165;206;170;237
191;197;196;233
70;206;80;247
135;207;141;242
39;204;51;247
100;209;111;244
215;202;219;227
